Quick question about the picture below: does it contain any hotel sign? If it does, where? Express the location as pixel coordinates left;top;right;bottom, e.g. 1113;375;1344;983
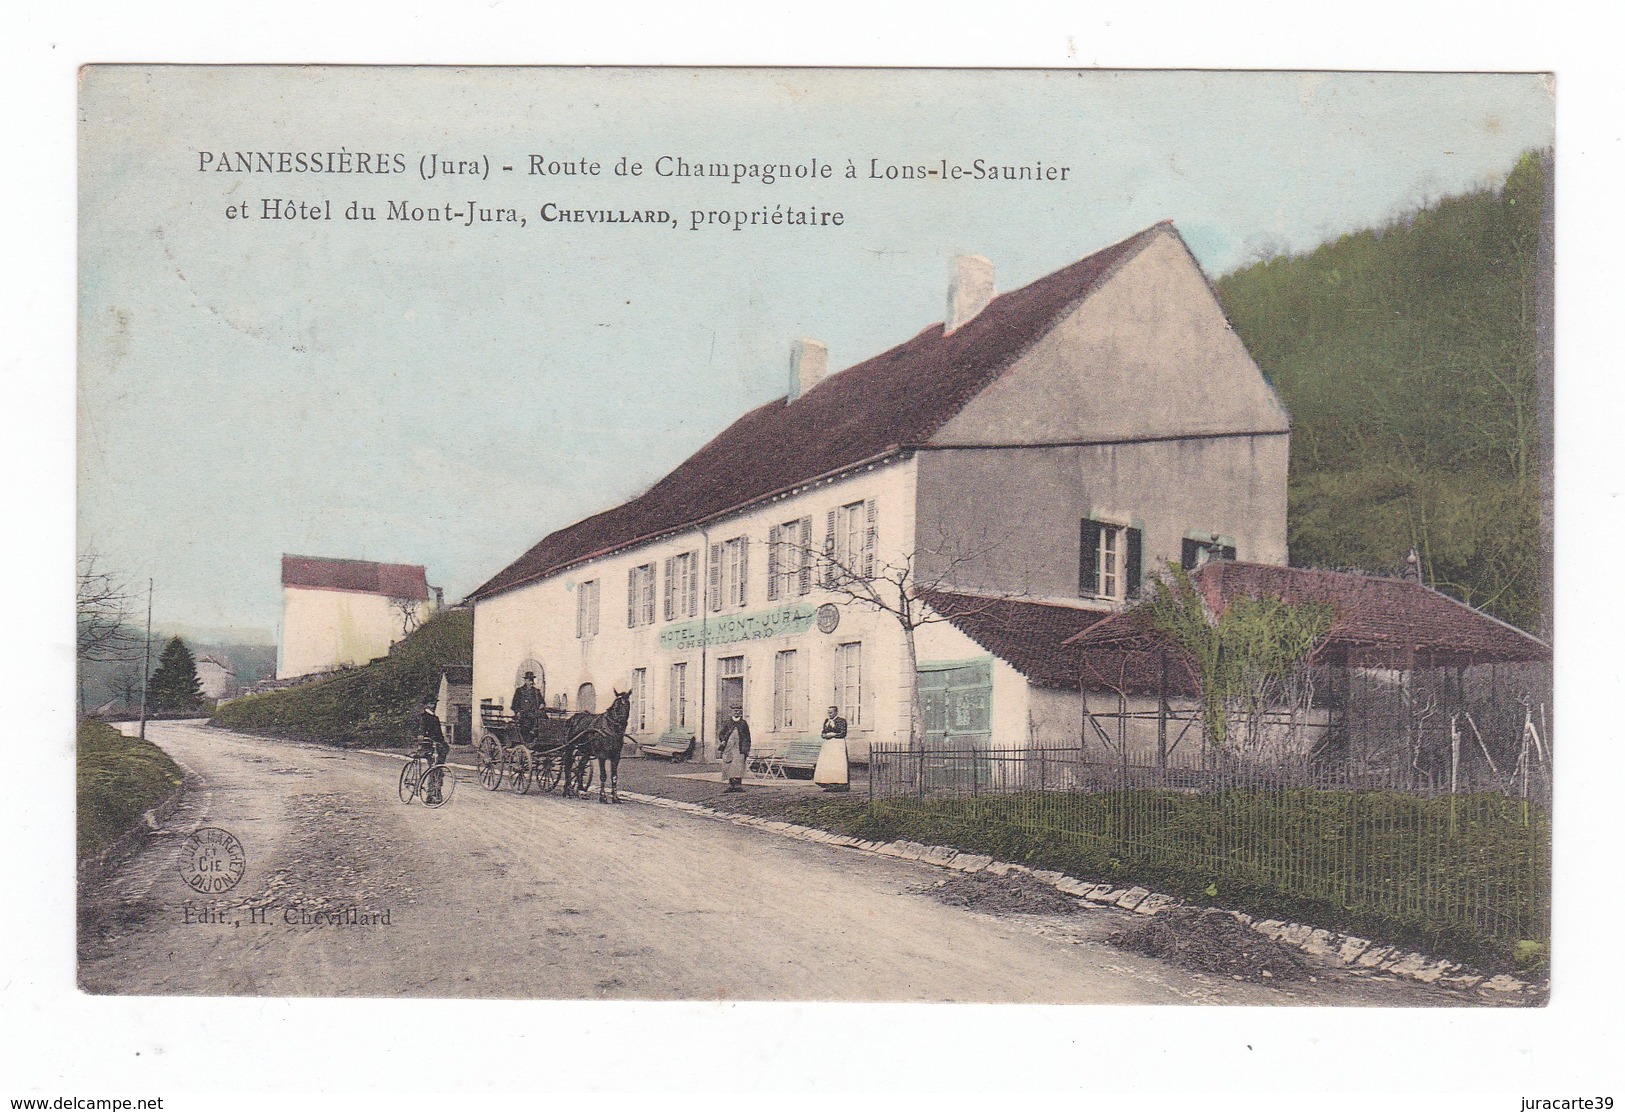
659;603;817;652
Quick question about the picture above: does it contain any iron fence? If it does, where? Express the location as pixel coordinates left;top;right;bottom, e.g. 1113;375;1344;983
868;742;1551;956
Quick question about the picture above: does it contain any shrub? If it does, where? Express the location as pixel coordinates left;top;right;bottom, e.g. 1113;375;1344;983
77;718;183;861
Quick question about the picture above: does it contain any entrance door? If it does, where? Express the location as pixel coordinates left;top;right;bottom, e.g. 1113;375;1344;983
916;659;993;791
716;655;745;735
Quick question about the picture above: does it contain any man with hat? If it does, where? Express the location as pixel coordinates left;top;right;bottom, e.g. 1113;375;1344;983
512;670;543;745
417;696;449;803
717;708;752;792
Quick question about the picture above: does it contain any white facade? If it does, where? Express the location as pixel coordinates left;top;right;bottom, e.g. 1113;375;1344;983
278;586;436;680
195;656;237;701
474;457;917;762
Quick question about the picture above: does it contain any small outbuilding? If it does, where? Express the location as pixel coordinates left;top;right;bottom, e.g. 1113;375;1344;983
1065;561;1552;797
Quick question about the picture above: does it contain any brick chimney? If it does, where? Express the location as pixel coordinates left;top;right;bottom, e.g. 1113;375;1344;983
946;254;995;333
787;338;828;401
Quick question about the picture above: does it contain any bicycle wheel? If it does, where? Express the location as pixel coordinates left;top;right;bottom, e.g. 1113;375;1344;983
398;759;420;803
479;743;505;791
424;764;456;808
507;746;534;794
537;754;563;794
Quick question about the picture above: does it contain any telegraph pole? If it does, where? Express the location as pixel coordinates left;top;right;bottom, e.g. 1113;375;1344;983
137;578;152;740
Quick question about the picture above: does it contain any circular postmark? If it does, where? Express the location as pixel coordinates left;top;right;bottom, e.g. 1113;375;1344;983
815;603;842;634
176;827;246;895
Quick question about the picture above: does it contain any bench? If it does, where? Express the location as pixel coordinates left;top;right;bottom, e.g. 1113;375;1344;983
782;738;827;773
639;733;695;761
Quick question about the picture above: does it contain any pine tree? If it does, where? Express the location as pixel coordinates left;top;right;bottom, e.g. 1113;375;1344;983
147;636;205;714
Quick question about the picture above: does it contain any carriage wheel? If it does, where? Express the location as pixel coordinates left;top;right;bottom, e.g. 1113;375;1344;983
537;754;563;794
507;746;534;795
478;736;504;791
423;764;456;808
576;758;595;794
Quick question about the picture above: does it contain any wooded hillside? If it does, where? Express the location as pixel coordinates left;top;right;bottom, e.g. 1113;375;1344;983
1215;151;1551;634
211;609;473;747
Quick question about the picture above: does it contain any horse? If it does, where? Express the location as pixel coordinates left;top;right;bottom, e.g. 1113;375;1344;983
563;688;631;803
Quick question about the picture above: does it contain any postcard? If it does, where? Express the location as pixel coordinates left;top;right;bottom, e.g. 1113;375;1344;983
75;65;1554;1008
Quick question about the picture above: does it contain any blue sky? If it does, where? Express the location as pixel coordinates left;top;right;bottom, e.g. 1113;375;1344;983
77;67;1553;640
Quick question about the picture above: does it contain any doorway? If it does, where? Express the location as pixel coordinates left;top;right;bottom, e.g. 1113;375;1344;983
716;655;745;734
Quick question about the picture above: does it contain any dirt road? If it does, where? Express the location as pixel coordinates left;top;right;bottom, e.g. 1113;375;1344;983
79;722;1457;1004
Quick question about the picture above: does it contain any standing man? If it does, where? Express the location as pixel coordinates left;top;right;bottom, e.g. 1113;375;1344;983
512;670;543;744
418;696;450;804
717;708;751;793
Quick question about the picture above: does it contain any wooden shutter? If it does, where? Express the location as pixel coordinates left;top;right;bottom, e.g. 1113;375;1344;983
737;538;749;607
767;525;781;600
863;499;877;578
1079;519;1101;597
708;543;722;612
824;509;837;586
627;568;638;627
798;517;813;595
1126;527;1144;599
663;556;675;621
686;552;699;616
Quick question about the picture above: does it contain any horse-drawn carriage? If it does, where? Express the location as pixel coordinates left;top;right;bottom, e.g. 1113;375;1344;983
476;690;633;802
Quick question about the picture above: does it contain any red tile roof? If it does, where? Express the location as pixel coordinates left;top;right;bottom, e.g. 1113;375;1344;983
470;224;1171;601
281;554;430;600
1067;562;1550;674
917;590;1112;690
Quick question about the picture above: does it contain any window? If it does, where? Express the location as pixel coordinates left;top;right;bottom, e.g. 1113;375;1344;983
773;649;801;730
1182;535;1236;569
1079;520;1142;602
824;499;876;584
627;564;656;627
767;516;813;600
835;641;863;728
575;579;600;638
708;536;749;611
668;662;688;730
663;551;699;620
630;668;648;733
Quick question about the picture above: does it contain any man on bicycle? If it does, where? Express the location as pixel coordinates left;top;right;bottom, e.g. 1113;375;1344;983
418;697;449;804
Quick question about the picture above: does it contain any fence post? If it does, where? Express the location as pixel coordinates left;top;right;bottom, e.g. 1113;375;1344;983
1157;649;1170;781
1118;691;1130;855
1449;713;1460;836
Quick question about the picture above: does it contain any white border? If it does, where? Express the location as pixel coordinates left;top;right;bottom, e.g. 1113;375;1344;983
9;0;1621;1100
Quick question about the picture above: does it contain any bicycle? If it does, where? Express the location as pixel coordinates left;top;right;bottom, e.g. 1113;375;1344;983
398;748;457;808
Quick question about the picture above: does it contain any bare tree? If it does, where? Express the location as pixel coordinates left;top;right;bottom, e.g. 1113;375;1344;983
77;551;138;662
387;596;423;638
78;551;141;714
777;522;1030;750
112;661;147;712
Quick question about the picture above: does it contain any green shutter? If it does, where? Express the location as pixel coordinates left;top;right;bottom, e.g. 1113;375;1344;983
1079;519;1101;596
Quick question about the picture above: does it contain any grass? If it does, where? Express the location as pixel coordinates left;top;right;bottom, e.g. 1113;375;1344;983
77;718;184;861
714;788;1549;973
210;609;471;747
